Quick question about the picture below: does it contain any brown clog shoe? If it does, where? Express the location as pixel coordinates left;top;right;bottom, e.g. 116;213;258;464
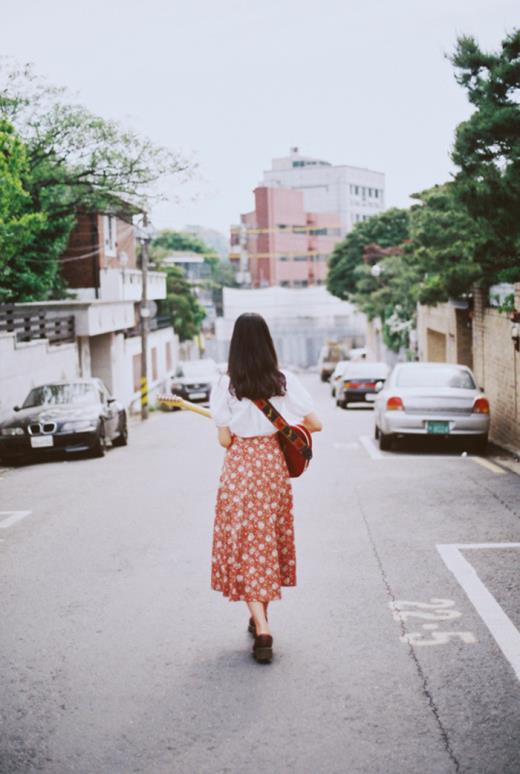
252;634;273;664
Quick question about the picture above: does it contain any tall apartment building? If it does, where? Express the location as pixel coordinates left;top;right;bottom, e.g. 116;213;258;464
263;147;385;234
231;186;340;288
230;148;385;288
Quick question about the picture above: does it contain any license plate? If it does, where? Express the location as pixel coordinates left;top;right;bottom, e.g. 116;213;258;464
426;421;450;434
30;435;54;448
188;391;206;400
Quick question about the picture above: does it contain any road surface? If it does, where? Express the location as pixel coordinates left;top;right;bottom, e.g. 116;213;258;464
1;375;520;773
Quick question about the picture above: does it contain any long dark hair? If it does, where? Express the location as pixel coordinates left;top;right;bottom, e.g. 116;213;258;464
227;313;286;400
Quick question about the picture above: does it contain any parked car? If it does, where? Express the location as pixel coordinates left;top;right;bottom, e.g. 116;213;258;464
0;379;127;464
373;362;490;453
170;359;219;403
318;342;349;382
330;360;349;398
336;361;390;408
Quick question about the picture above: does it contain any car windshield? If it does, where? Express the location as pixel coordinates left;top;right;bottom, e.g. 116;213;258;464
343;362;389;378
395;366;476;389
22;384;98;408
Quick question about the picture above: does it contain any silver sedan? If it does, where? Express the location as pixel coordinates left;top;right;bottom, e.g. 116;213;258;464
374;362;490;453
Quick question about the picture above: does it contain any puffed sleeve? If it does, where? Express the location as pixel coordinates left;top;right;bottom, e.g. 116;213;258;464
209;375;233;427
283;371;314;417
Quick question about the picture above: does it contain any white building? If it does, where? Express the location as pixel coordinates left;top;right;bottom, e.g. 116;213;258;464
208;286;366;368
0;211;179;417
262;147;385;235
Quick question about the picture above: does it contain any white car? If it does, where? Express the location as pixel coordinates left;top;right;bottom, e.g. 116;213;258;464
374;362;490;453
329;360;349;398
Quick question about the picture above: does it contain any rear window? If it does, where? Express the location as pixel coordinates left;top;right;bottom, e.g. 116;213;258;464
395;366;475;389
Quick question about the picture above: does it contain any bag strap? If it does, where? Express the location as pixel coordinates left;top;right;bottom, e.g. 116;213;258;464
253;398;312;461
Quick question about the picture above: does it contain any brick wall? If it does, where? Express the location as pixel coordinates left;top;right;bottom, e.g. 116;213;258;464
60;212;99;289
472;285;520;451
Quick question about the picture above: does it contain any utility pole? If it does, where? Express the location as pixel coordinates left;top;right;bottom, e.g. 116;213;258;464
140;213;150;420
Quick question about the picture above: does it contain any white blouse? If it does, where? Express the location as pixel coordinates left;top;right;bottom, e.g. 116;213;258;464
210;370;314;438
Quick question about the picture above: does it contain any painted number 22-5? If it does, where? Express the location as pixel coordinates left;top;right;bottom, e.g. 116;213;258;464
390;598;477;647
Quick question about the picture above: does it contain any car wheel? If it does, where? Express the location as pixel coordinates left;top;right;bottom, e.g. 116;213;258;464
331;387;336;398
379;431;392;451
91;422;106;458
336;398;346;409
112;415;128;447
374;425;380;440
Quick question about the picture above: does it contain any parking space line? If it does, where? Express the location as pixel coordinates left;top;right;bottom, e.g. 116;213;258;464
0;511;32;529
359;435;384;460
469;457;506;475
437;543;520;681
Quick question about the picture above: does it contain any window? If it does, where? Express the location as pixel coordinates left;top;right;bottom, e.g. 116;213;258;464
354;185;359;195
103;215;117;257
374;189;379;199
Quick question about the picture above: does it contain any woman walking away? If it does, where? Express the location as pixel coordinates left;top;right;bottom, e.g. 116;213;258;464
209;313;323;663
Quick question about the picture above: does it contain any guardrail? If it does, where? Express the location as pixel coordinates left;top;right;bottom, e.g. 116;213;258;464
0;306;75;344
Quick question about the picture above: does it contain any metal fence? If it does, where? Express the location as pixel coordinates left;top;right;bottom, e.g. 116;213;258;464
0;306;75;345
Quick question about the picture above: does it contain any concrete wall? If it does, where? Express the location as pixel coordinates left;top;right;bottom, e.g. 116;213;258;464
472;286;520;451
416;302;472;368
0;334;80;420
85;327;179;411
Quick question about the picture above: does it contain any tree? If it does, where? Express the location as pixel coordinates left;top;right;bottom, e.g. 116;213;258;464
160;265;206;342
0;118;71;301
326;208;410;300
408;183;482;304
450;29;520;285
0;61;193;301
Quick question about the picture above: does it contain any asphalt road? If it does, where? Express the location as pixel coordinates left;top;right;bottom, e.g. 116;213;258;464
1;375;520;774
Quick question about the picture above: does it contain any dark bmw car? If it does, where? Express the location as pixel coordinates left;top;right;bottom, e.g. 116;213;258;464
0;379;128;464
336;361;390;408
169;359;219;403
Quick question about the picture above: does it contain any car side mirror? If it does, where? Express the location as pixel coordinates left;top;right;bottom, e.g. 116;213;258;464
375;381;384;392
13;405;20;412
107;397;116;404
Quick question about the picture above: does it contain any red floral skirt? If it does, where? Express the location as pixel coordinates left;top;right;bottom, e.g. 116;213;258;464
211;434;296;602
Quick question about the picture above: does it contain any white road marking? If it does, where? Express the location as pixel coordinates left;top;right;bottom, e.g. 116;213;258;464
469;457;506;475
0;510;32;529
333;441;360;450
437;543;520;681
359;435;384;460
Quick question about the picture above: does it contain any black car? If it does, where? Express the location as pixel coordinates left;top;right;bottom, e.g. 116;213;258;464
0;379;128;464
169;359;219;403
336;362;390;409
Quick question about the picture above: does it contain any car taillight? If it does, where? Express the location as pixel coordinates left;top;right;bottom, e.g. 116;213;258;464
386;396;404;411
473;397;490;414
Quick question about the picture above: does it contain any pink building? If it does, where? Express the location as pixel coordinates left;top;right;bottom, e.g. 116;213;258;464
230;186;340;288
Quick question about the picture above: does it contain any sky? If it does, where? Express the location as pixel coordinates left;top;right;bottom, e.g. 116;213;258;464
3;0;518;238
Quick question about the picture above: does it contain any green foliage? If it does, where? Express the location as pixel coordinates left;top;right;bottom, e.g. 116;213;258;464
151;229;212;258
408;183;482;304
0;61;193;301
0;118;72;301
326;208;410;300
450;29;520;285
160;265;206;342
